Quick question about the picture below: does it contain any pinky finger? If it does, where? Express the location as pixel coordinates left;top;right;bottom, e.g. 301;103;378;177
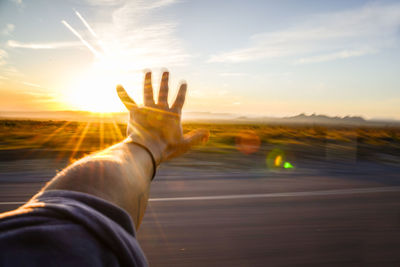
171;83;187;114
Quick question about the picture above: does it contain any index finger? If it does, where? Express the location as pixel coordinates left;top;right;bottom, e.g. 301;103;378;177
116;84;137;110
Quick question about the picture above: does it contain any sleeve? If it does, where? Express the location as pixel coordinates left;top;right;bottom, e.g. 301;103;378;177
0;190;148;267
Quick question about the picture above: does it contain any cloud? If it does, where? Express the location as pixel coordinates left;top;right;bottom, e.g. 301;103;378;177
11;0;23;6
219;72;248;77
21;81;46;89
84;0;179;9
84;0;125;6
208;2;400;64
146;0;180;10
2;24;15;35
8;0;187;71
7;40;82;49
0;58;23;82
27;0;186;74
295;48;377;64
0;49;7;66
90;0;189;68
0;66;20;77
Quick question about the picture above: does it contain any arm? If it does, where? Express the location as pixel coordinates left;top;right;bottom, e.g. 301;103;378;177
43;71;208;229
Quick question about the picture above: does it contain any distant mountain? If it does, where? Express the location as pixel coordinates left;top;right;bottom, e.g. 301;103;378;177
0;110;399;126
281;113;366;124
185;112;399;126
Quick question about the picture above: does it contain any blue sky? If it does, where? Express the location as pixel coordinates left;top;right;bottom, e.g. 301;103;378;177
0;0;399;119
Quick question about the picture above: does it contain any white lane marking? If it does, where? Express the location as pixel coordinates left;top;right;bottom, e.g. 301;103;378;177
0;187;399;205
149;186;400;202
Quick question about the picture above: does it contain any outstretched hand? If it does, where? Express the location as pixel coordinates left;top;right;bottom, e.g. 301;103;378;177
117;71;208;165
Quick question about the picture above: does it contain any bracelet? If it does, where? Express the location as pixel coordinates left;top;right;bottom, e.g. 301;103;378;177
127;141;157;181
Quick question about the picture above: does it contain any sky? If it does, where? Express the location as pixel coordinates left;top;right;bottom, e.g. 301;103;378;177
0;0;399;119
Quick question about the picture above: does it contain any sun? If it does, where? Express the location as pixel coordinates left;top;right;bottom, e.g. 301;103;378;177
65;59;142;113
68;73;123;113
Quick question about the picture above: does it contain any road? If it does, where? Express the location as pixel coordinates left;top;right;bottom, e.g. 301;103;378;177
0;158;400;266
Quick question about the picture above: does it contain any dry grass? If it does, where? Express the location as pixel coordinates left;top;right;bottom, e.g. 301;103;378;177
0;120;399;162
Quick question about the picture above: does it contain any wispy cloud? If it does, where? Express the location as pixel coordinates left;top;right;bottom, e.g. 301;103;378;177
0;45;22;85
295;48;376;64
84;0;125;6
11;0;23;6
2;24;15;35
102;0;189;67
21;81;46;89
7;40;82;49
0;66;20;77
0;48;24;82
49;0;189;73
208;2;400;64
84;0;179;9
219;72;248;77
7;0;186;70
146;0;180;10
0;49;7;66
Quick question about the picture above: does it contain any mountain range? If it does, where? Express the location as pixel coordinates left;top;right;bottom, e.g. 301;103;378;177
0;110;398;126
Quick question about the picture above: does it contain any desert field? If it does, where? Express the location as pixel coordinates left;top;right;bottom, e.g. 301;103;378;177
1;119;400;266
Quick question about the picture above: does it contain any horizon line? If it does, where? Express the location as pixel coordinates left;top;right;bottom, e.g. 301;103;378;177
0;110;399;122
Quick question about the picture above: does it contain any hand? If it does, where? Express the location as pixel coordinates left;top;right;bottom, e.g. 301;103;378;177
117;71;209;165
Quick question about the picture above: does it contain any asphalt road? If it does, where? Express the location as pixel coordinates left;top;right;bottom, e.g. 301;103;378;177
1;159;400;266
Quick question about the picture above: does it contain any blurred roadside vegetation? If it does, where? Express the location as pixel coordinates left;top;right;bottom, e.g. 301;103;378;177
0;120;399;164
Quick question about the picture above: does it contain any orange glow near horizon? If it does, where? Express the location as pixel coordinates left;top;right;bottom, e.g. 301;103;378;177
64;59;143;113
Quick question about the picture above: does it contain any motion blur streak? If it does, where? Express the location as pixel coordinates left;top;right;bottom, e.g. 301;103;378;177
235;130;261;155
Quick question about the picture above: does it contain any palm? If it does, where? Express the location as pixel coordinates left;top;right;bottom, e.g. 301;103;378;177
117;71;207;163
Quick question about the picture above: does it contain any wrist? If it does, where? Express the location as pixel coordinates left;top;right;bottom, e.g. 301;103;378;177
124;139;157;181
125;133;166;165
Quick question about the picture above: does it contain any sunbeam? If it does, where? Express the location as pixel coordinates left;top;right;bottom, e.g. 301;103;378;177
29;121;71;147
99;119;104;150
112;120;124;141
74;10;105;52
61;20;101;58
69;122;91;160
56;122;88;161
107;121;117;146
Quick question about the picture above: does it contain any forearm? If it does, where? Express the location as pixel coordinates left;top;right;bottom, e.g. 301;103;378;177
38;70;206;230
43;138;154;228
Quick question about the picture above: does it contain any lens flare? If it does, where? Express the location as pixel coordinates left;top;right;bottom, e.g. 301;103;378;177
284;162;294;169
235;130;261;155
267;148;295;170
274;155;283;167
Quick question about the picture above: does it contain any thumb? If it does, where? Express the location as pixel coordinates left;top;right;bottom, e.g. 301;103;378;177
184;129;209;148
164;129;209;161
